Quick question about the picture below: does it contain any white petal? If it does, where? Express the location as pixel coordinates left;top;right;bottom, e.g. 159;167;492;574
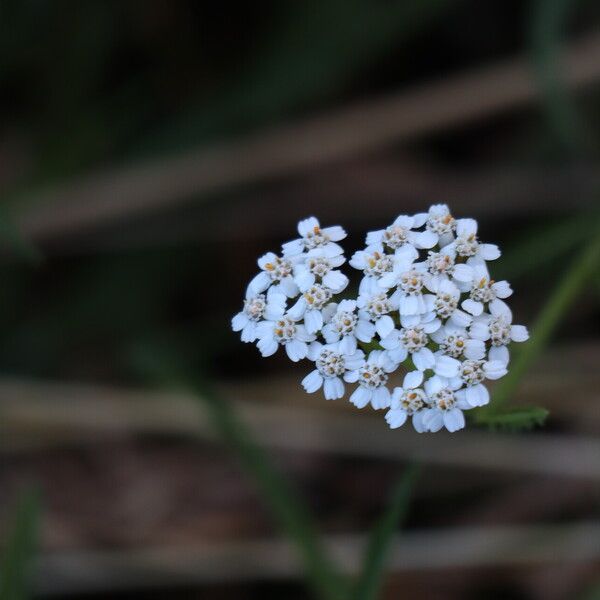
403;370;423;389
489;299;512;320
462;298;483;316
285;339;308;362
339;334;357;355
456;218;477;237
338;299;356;312
412;212;428;227
248;271;271;294
295;324;315;343
380;330;400;350
422;319;441;334
304;309;323;334
412;411;427;433
323;377;344;400
399;294;419;316
463;339;486;360
378;272;397;289
321;302;337;323
511;325;529;342
395;244;419;262
385;409;407;429
366;230;384;245
294;269;315;292
443;408;465;432
400;313;421;328
434;355;460;378
344;370;360;383
480;243;500;261
489;345;510;365
257;336;278;357
469;320;491;341
465;383;489;407
241;321;257;343
412;347;435;371
298;217;319;236
302;370;323;393
287;298;306;321
393;215;415;228
484;360;507;380
322;325;340;344
349;251;367;270
322;225;346;241
388;346;408;364
423;408;444;432
258;252;278;269
344;351;365;371
322;270;348;292
449;309;472;328
231;312;249;332
424;375;445;395
371;386;391;409
279;276;300;298
264;293;287;320
376;315;395;339
355;319;376;343
307;341;323;361
492;280;513;298
452;263;474;282
281;239;305;257
411;230;438;249
319;242;344;257
350;386;371;408
254;321;274;339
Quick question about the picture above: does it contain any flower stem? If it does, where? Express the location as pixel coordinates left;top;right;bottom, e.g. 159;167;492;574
476;227;600;421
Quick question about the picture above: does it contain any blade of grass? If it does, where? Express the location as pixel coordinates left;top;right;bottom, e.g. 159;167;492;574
128;346;348;600
352;466;418;600
476;227;600;422
0;488;41;600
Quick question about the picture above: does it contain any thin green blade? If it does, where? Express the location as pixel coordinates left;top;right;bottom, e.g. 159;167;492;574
0;489;41;600
352;466;418;600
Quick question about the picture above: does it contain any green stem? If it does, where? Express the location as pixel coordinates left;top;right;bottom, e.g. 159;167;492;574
476;229;600;421
195;379;349;600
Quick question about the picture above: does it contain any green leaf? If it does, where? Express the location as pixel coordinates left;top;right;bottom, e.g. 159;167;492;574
0;489;41;600
128;345;348;600
352;466;418;600
476;228;600;423
474;406;549;432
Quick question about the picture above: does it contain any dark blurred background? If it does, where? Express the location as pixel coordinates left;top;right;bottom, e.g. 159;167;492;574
0;1;599;598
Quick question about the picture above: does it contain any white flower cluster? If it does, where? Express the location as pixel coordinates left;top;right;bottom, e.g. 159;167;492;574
232;207;529;433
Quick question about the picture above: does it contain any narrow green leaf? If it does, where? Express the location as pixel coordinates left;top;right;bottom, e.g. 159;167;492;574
474;406;549;432
476;229;600;423
128;345;348;600
0;489;41;600
352;466;418;600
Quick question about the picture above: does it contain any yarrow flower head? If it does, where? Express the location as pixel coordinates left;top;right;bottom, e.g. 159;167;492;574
233;208;528;433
